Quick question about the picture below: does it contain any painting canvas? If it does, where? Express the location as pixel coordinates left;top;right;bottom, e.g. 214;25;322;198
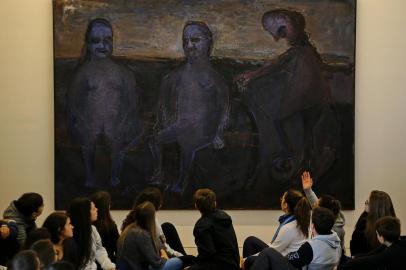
53;0;355;210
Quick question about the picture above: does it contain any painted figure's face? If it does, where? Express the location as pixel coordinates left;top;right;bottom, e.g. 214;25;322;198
87;23;113;59
183;25;211;61
90;202;98;222
61;217;74;240
263;16;298;45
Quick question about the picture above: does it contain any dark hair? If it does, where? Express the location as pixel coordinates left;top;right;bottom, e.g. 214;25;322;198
319;195;341;219
25;228;51;249
194;188;216;214
365;190;396;249
47;261;75;270
121;209;136;232
312;207;335;235
67;197;92;268
15;193;43;217
43;212;69;244
122;202;158;252
90;191;117;237
134;187;163;210
80;18;113;63
9;250;39;270
30;239;56;268
183;21;213;56
376;216;401;243
284;189;311;238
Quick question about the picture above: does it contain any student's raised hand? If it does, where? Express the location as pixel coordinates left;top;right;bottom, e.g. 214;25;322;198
160;249;169;259
301;171;313;190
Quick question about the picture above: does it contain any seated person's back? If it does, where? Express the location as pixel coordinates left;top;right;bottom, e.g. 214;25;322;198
190;188;240;270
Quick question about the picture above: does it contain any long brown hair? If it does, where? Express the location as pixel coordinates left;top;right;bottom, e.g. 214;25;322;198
91;191;117;237
365;190;396;249
284;189;311;237
134;201;158;252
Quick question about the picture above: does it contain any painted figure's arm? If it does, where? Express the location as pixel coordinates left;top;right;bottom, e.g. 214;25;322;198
213;81;230;149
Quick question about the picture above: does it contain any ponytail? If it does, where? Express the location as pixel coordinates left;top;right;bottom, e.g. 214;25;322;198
284;189;311;238
294;197;311;238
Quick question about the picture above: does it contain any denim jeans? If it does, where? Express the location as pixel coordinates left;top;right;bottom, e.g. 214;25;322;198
150;257;183;270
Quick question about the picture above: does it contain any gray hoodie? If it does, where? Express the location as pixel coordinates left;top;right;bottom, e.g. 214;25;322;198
305;232;342;270
304;188;346;251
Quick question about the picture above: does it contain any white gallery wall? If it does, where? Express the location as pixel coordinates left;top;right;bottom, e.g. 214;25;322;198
0;0;405;251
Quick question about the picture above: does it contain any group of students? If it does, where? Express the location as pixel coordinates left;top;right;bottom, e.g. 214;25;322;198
0;188;239;270
1;172;405;270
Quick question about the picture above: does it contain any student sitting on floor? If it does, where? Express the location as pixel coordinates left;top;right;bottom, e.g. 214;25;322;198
251;207;341;270
243;189;311;269
189;188;240;270
338;216;405;270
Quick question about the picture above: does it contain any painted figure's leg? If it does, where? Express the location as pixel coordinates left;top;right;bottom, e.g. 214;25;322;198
111;148;126;186
148;126;178;183
171;146;196;194
82;144;96;187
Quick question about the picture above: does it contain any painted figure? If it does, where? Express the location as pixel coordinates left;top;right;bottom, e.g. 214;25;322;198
235;9;337;183
149;21;229;193
66;18;143;187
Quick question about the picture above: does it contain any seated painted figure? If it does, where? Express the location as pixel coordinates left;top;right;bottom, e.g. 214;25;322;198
67;18;143;187
235;9;339;183
149;21;229;193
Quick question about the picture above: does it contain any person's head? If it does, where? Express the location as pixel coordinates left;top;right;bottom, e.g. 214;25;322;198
42;212;74;244
262;9;307;45
134;187;163;211
84;18;113;60
365;190;396;249
281;189;311;237
376;216;401;245
317;194;341;219
25;228;51;249
90;191;116;234
67;197;96;267
183;21;213;61
311;207;336;236
9;250;40;270
134;201;156;233
30;239;56;269
15;193;44;220
193;188;216;214
133;201;158;250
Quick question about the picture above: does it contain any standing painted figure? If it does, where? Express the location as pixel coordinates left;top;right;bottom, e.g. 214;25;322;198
235;9;336;183
67;18;143;187
149;21;229;193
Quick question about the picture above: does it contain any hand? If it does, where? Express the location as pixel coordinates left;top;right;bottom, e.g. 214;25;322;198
240;257;246;270
212;135;225;150
234;72;252;93
301;171;313;190
0;225;10;239
160;249;169;259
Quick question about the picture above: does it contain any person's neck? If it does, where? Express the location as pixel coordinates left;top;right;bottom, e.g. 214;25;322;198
186;56;210;66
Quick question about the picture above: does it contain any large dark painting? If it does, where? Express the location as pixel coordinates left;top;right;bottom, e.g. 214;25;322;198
54;0;355;210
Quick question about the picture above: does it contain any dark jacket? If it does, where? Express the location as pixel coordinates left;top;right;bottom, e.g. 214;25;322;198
0;220;19;266
190;209;240;270
350;211;368;256
339;239;406;270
